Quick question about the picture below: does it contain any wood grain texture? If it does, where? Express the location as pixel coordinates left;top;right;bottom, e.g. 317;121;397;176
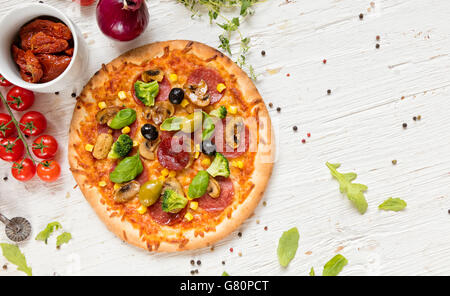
1;0;449;275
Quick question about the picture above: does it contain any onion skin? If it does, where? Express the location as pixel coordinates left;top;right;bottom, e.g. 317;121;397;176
96;0;149;42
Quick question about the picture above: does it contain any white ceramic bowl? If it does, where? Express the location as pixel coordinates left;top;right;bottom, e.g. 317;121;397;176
0;3;88;93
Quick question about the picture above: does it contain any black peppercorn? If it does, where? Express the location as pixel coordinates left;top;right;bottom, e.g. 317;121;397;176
402;123;407;129
293;126;298;131
276;107;281;112
190;260;195;265
327;89;331;95
261;50;266;56
359;13;364;19
376;43;380;49
197;260;201;266
71;92;76;98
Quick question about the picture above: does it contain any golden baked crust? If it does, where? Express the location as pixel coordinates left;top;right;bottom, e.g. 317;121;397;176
68;40;274;252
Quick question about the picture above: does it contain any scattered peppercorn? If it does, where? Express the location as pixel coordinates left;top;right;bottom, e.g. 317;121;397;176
71;92;76;98
402;123;407;129
197;260;201;266
3;177;7;181
222;261;226;265
276;107;281;112
359;13;364;20
376;43;380;49
268;103;273;108
286;73;290;77
448;209;450;214
263;201;267;206
190;270;195;275
256;220;260;224
376;35;380;41
54;91;59;95
323;59;327;64
238;252;242;257
2;264;6;270
230;248;233;252
392;159;397;165
39;0;44;3
307;133;311;137
190;260;195;265
293;126;298;131
418;115;422;120
195;269;199;274
327;89;331;95
413;116;417;121
401;96;405;100
238;232;242;237
261;50;266;56
264;226;268;231
302;139;306;144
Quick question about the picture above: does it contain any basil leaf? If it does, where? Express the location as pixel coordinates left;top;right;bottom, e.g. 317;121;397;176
35;221;61;244
378;197;407;212
160;116;185;131
202;112;215;141
0;243;32;276
56;232;72;248
134;80;159;106
110;153;143;183
277;227;299;267
323;254;348;276
188;170;210;199
108;108;136;130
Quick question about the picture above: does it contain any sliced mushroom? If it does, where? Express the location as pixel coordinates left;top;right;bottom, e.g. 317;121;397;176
185;80;210;107
92;133;114;160
162;177;184;196
141;69;164;82
225;117;244;149
96;107;121;125
144;101;175;125
139;138;160;160
114;181;140;203
206;177;221;198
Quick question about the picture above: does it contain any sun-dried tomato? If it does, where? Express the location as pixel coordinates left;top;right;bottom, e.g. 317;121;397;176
37;54;71;83
25;32;68;54
12;46;43;83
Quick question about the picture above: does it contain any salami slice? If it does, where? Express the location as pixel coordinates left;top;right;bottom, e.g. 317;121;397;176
157;134;190;171
155;76;171;102
213;119;250;159
148;200;185;225
187;67;225;104
197;177;234;212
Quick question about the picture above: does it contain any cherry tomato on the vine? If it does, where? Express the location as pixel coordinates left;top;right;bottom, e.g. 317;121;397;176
20;111;47;136
0;74;12;87
11;158;36;181
0;113;15;139
6;86;35;111
32;135;58;159
37;160;61;182
0;137;24;161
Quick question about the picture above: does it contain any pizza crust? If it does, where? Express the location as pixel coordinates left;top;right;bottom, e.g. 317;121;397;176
68;40;274;252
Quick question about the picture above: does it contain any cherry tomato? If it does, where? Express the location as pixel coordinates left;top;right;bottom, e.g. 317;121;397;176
20;111;47;136
0;137;24;161
6;86;35;111
11;158;36;182
37;160;61;182
32;135;58;159
0;113;15;139
0;74;12;87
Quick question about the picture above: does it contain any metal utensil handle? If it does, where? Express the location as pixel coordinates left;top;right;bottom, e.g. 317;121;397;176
0;213;11;225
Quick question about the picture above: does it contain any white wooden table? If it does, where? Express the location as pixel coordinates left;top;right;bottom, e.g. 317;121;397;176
1;0;450;276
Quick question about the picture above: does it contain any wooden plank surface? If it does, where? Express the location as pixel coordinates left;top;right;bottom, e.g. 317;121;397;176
0;0;449;275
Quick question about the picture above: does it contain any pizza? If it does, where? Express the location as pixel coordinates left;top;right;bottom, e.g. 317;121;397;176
68;40;274;252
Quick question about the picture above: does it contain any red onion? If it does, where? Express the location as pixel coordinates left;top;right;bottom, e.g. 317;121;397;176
96;0;149;42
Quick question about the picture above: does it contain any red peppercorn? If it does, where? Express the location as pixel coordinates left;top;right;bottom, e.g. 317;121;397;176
323;59;327;64
230;248;233;252
307;133;311;137
302;139;306;144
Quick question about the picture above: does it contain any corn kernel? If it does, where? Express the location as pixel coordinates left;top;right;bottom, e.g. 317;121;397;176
158;176;166;182
137;205;148;214
133;140;139;147
98;101;107;109
180;99;190;108
161;168;169;177
98;181;107;187
168;171;177;178
217;83;226;93
118;91;127;100
85;144;94;152
122;126;131;134
184;212;194;221
114;183;121;190
232;160;244;169
201;158;211;167
228;106;237;114
190;201;198;210
169;73;178;82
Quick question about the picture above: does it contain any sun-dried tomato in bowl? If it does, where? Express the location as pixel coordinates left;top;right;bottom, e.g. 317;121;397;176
11;18;73;84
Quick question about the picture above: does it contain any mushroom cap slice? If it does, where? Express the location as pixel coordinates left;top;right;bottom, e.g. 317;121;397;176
206;177;221;198
141;69;164;82
115;181;141;203
162;177;184;197
96;107;121;125
185;80;211;107
225;116;245;149
139;138;160;160
145;101;175;125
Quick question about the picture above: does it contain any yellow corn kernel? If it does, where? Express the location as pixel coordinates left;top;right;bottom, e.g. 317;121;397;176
85;144;94;152
114;183;121;190
133;140;139;147
168;170;177;178
122;126;131;134
158;176;166;182
201;158;211;167
184;212;194;221
98;181;107;187
180;99;190;108
194;144;201;159
118;91;127;100
161;168;169;177
98;101;107;109
190;201;198;211
169;73;178;82
232;160;244;169
216;83;226;93
228;106;237;115
137;205;148;214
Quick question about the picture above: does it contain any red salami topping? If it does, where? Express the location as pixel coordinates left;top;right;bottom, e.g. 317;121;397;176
148;200;185;225
197;177;234;212
135;161;148;185
155;76;171;102
213;119;250;159
157;134;190;171
187;67;225;104
97;123;110;134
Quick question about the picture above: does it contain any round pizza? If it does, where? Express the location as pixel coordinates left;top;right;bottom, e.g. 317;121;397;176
68;40;274;252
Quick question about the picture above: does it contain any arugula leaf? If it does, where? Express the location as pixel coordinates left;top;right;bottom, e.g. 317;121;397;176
35;222;62;244
56;232;72;248
277;227;299;267
326;162;368;214
379;198;407;212
323;254;348;276
0;243;32;276
222;271;230;276
309;267;315;276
